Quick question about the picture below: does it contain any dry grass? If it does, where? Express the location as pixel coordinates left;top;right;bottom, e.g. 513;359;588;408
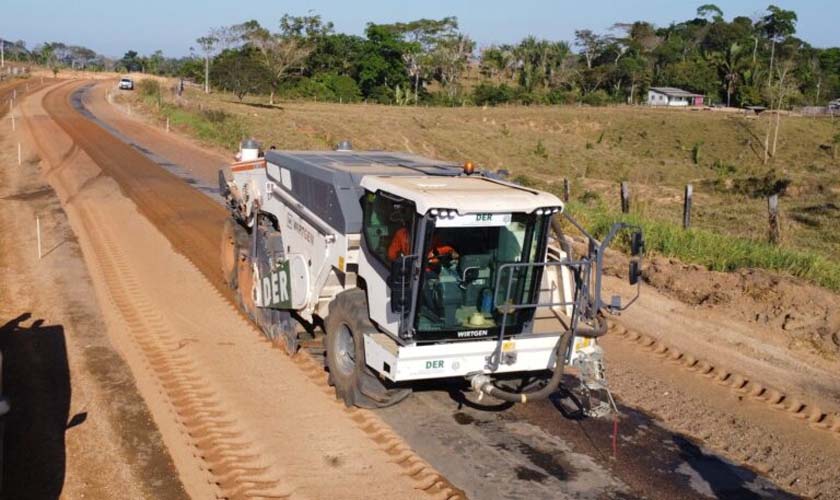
124;86;840;262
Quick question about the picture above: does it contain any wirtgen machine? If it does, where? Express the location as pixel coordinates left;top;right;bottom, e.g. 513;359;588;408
219;141;643;412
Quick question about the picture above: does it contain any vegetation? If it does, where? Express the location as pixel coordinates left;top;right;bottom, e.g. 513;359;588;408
580;203;840;291
8;4;838;109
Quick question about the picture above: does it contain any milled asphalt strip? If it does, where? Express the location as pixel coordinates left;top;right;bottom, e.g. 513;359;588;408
71;84;224;204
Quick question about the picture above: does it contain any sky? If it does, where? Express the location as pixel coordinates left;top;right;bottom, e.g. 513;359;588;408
1;0;837;58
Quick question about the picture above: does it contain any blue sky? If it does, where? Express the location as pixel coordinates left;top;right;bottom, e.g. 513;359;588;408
1;0;836;57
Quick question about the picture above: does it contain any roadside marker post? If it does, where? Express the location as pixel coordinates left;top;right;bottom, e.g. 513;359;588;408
36;217;42;260
683;184;693;229
17;142;21;165
166;117;170;132
11;112;14;132
563;178;570;202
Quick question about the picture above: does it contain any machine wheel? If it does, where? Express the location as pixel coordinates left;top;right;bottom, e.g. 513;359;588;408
325;290;411;408
232;215;298;353
221;218;245;289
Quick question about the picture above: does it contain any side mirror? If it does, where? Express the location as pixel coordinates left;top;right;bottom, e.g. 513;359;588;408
629;260;642;286
389;256;415;313
631;231;645;257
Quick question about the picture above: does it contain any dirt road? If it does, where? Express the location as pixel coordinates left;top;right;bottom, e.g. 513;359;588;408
16;79;466;499
5;75;838;498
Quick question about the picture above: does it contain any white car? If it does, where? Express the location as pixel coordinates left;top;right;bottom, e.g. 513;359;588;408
118;78;134;90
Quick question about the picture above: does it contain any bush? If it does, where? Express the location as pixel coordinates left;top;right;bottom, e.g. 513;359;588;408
138;78;161;98
579;207;840;291
581;89;610;106
472;82;514;106
161;104;246;150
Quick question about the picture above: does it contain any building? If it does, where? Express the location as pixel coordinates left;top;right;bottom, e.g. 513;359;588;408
647;87;705;107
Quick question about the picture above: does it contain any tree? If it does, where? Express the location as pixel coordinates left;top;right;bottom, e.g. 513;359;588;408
758;5;797;85
211;47;270;101
575;29;607;69
428;32;475;100
697;4;724;23
381;17;459;104
356;24;411;102
196;34;219;93
241;15;333;104
710;41;747;106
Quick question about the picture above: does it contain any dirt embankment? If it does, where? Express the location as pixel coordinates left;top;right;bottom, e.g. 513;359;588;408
642;256;840;358
1;82;186;499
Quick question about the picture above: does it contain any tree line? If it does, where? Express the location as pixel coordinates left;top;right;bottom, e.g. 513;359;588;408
4;4;839;108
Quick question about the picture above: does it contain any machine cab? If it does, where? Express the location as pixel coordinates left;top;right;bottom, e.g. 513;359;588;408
358;175;563;344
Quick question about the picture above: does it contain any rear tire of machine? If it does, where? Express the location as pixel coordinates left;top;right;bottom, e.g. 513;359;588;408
325;290;411;408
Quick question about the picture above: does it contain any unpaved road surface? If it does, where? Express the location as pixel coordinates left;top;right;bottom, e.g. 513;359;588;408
3;76;836;499
14;80;462;499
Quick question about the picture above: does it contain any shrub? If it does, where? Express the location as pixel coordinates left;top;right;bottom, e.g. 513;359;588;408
138;78;161;98
472;82;514;106
581;89;610;106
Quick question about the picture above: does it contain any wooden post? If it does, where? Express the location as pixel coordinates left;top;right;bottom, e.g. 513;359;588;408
562;178;570;202
768;194;781;245
36;217;42;259
10;112;14;132
166;117;170;132
683;184;693;229
620;182;630;214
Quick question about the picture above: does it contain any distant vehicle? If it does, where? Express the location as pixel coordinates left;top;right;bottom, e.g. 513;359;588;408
118;78;134;90
829;99;840;111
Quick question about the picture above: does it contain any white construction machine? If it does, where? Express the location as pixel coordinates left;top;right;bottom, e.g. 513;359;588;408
219;140;644;411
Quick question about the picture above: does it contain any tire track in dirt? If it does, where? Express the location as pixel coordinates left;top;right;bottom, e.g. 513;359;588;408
73;205;290;499
608;320;840;438
35;79;468;499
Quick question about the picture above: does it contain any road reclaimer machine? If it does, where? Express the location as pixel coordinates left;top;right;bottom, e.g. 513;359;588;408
219;140;643;411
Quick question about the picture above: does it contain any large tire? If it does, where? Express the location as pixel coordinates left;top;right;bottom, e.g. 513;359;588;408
221;218;244;289
325;290;411;408
233;215;297;354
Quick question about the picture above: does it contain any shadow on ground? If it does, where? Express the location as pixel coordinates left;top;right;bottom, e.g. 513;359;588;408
1;313;72;500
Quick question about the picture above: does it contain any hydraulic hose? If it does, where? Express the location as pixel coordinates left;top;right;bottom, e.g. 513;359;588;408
475;331;572;403
571;312;609;338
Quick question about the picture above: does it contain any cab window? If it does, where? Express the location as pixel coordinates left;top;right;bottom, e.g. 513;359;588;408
361;191;416;266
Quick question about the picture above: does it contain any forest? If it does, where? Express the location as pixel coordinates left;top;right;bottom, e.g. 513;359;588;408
4;4;839;108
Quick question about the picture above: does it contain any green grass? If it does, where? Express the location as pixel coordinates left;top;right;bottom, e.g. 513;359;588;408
158;103;248;150
122;85;840;290
569;201;840;291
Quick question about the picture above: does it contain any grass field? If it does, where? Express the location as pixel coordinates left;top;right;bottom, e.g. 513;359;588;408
120;82;840;288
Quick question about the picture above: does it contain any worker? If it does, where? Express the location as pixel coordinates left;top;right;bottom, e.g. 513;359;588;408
388;227;459;270
387;226;410;262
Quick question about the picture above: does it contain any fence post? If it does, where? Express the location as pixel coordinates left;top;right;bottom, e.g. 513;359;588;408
768;194;781;245
36;216;42;259
683;184;693;229
562;178;570;202
620;181;630;214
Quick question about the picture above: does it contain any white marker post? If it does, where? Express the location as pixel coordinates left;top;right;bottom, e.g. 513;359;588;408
36;217;42;259
17;142;22;165
166;117;170;132
11;112;14;132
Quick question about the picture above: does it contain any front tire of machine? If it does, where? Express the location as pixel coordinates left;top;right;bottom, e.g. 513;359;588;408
325;290;411;408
